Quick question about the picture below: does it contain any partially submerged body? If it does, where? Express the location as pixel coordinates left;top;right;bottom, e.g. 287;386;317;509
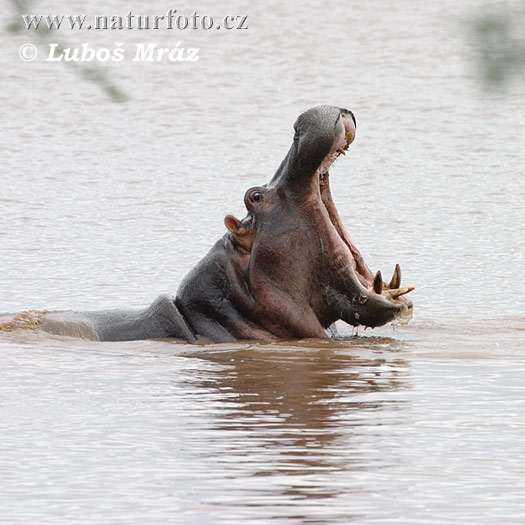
1;106;413;343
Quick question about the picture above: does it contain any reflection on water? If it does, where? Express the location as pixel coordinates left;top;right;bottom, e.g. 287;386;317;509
188;339;409;481
1;334;413;524
184;341;412;524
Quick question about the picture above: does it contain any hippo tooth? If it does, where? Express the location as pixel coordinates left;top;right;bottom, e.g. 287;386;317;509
373;271;383;294
389;286;415;299
389;264;402;290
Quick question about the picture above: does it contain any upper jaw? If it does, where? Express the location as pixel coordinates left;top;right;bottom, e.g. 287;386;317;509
318;112;356;178
269;106;354;192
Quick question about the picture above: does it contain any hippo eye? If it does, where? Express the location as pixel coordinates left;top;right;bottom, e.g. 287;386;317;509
244;187;266;210
247;189;263;204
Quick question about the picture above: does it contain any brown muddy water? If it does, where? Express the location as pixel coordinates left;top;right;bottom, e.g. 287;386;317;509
1;0;524;523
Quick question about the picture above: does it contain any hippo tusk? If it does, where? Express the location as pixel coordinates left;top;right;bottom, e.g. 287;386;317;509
387;286;415;299
389;263;402;290
373;271;383;294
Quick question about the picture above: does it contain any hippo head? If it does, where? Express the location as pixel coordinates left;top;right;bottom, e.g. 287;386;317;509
225;105;413;336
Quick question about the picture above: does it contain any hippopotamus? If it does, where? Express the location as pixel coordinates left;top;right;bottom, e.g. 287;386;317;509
0;105;413;343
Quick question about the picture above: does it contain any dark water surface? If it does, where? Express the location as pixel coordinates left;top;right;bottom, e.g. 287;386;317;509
2;0;524;522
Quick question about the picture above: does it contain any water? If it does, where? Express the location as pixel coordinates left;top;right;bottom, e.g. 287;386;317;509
1;0;524;523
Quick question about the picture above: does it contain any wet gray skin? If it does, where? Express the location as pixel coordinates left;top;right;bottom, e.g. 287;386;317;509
176;105;414;342
0;105;413;342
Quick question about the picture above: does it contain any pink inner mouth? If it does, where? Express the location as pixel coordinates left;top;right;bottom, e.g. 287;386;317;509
317;112;414;317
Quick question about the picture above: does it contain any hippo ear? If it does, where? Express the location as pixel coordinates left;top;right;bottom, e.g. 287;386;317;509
224;215;253;252
224;215;247;236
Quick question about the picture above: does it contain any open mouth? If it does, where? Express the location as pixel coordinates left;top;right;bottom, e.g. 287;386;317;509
318;111;356;177
317;111;414;324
